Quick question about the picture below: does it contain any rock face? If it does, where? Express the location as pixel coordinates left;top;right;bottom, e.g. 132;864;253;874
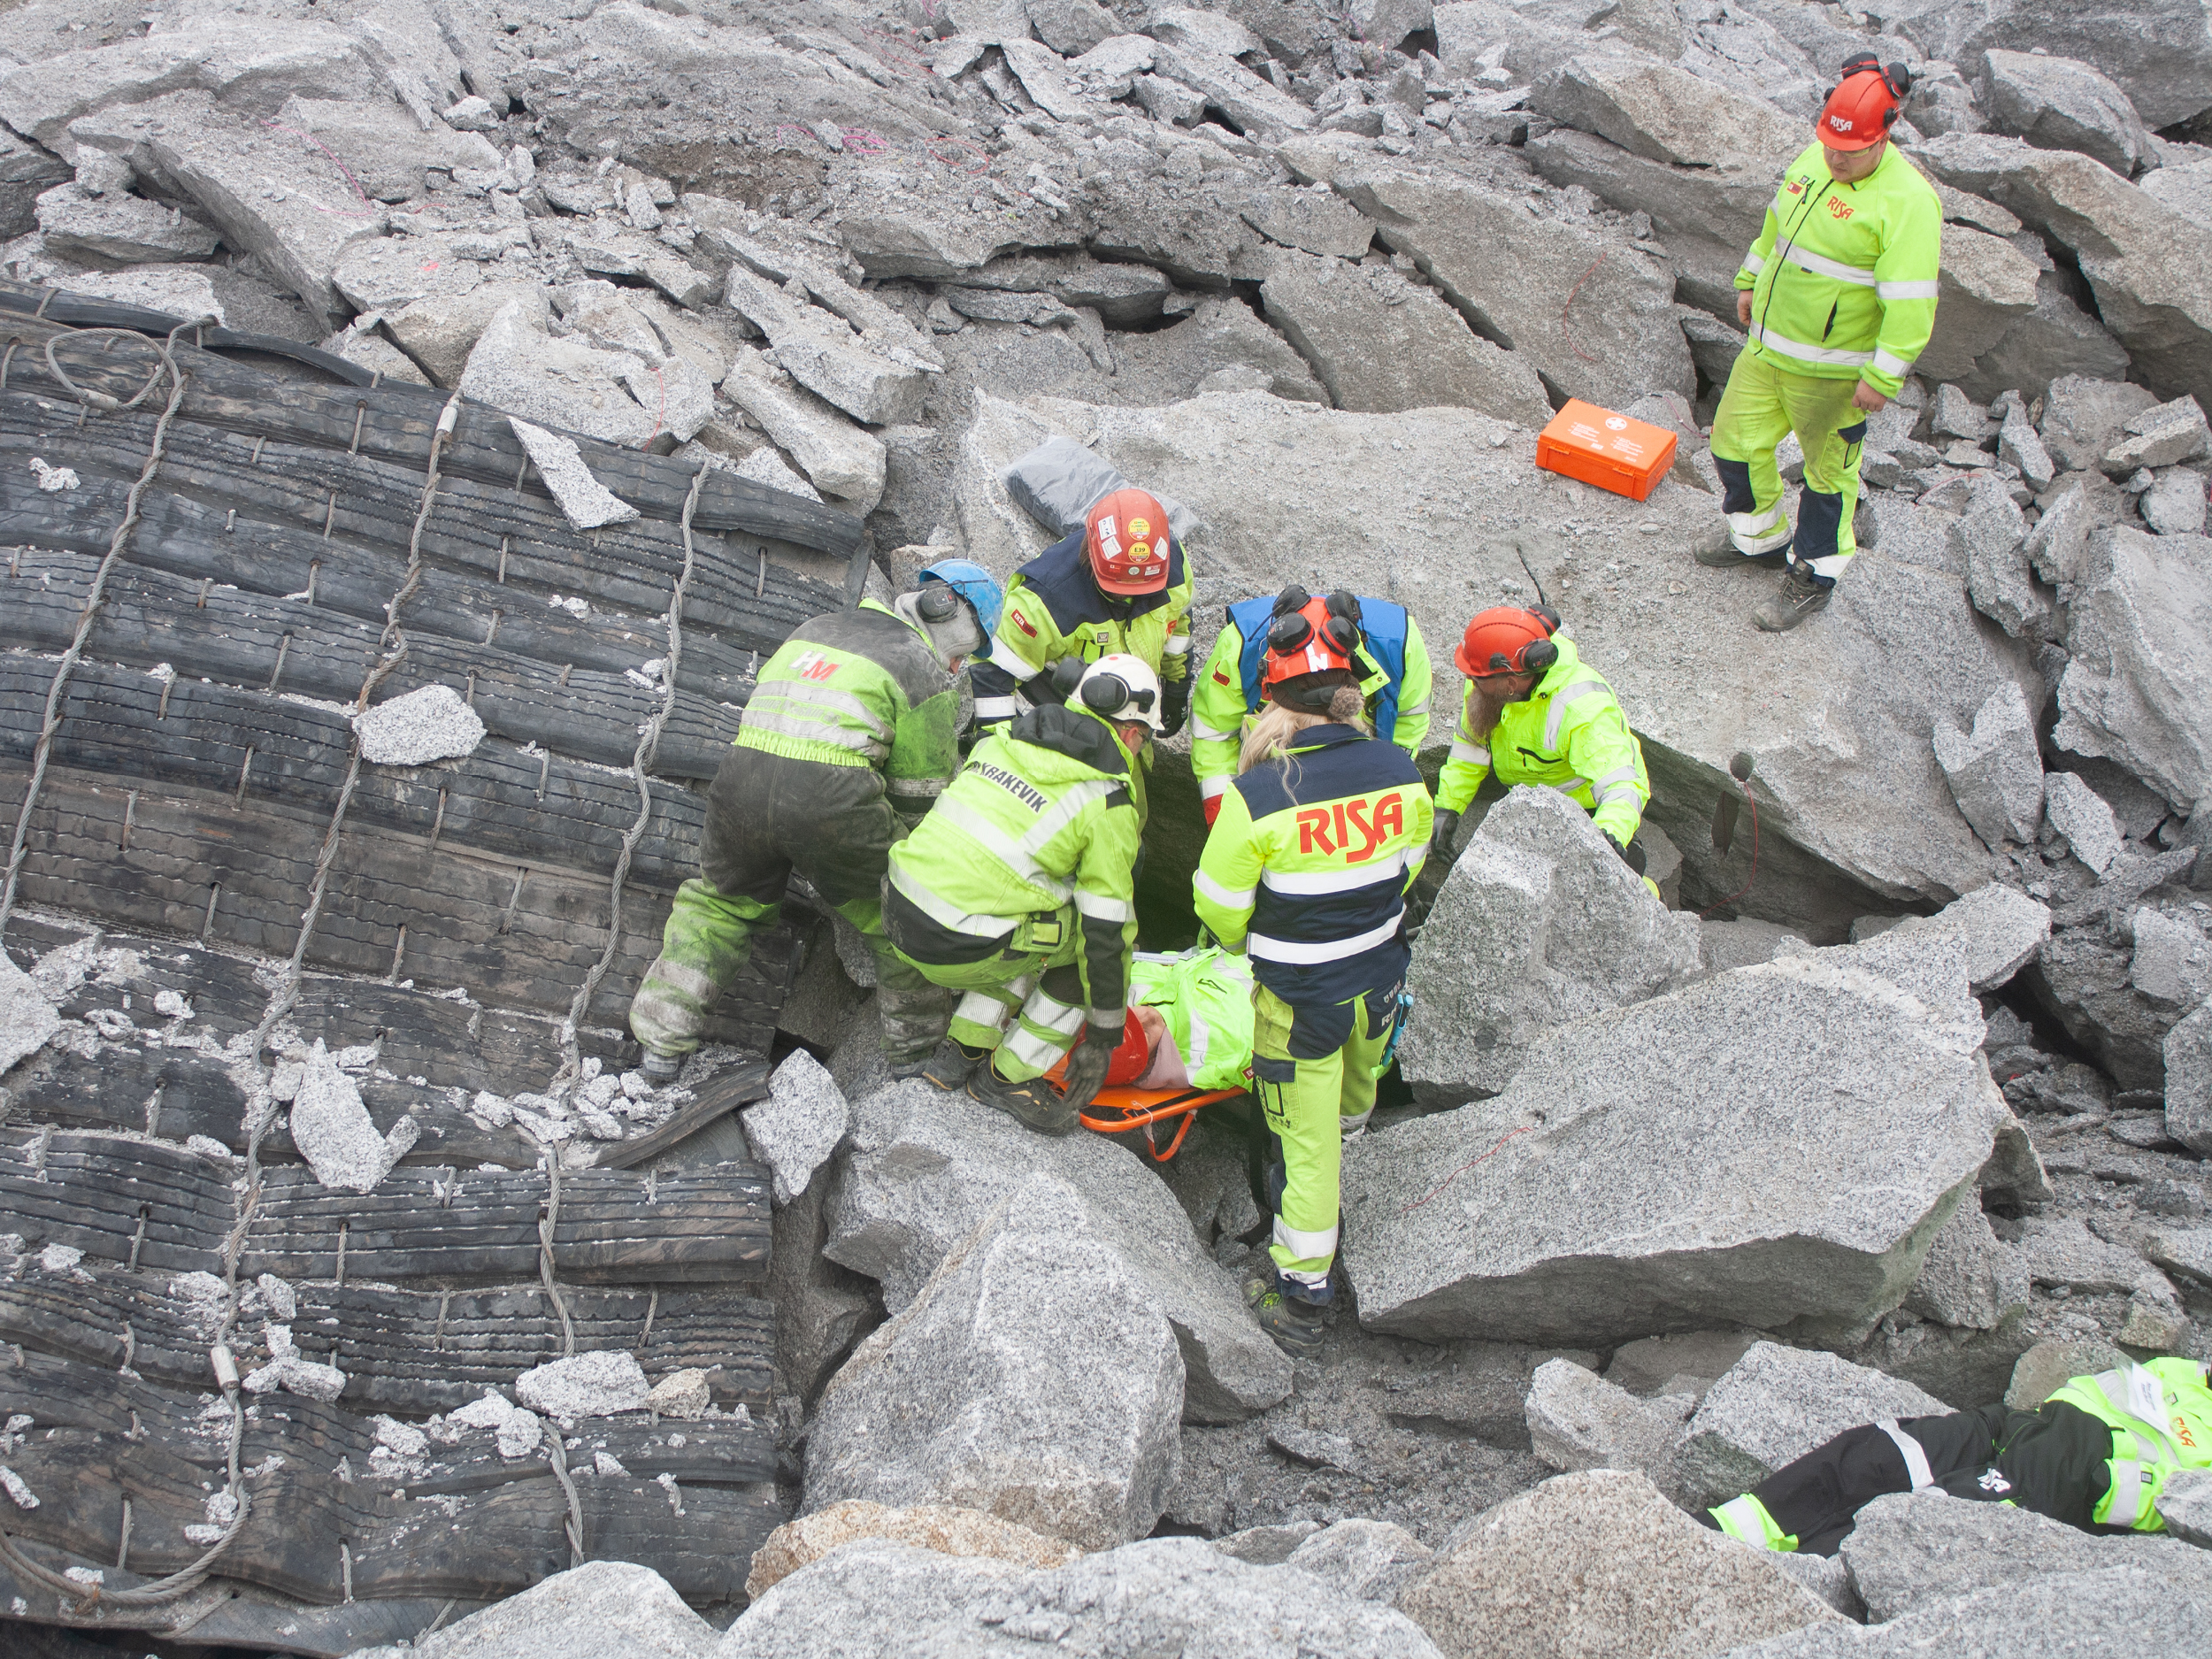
1839;1490;2212;1624
742;1500;1080;1598
1400;787;1701;1105
825;1080;1290;1421
721;1537;1446;1656
1396;1470;1840;1659
1903;0;2212;130
805;1172;1187;1550
350;1560;716;1659
2050;529;2212;814
1343;956;2006;1346
1672;1343;1950;1509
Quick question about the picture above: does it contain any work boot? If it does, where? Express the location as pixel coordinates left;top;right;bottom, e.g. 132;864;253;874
639;1049;684;1085
1243;1269;1326;1356
1694;540;1790;570
968;1056;1079;1135
892;1038;979;1092
1755;563;1834;632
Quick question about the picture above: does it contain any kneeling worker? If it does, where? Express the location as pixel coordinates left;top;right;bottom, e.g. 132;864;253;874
883;655;1160;1132
628;561;1003;1086
1709;1354;2211;1555
1190;587;1432;826
1194;621;1431;1356
1432;606;1651;875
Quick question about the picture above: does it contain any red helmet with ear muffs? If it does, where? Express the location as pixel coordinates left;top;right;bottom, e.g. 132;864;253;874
1455;607;1559;679
1817;53;1912;150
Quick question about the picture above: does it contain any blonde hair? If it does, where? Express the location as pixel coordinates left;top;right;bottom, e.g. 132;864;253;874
1236;685;1369;775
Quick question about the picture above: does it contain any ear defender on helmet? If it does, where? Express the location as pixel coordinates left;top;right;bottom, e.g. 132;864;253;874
915;584;961;624
1271;584;1311;618
1266;594;1363;661
1047;657;1087;701
1079;672;1154;718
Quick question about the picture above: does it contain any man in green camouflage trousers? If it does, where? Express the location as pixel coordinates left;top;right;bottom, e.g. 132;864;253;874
628;563;1003;1087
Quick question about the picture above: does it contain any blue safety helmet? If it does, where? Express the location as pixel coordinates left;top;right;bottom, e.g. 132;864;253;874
918;557;1003;641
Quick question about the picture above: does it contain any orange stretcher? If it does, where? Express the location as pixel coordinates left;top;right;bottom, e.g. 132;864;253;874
1079;1084;1247;1162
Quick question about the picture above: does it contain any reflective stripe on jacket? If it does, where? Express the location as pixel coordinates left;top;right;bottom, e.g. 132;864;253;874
1737;141;1942;399
734;599;961;816
885;703;1143;1027
969;530;1194;733
1194;723;1431;1009
2046;1358;2212;1532
1189;596;1432;806
1433;634;1648;843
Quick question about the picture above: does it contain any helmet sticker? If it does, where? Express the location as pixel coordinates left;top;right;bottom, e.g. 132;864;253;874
1128;517;1151;537
1128;541;1150;560
1095;516;1116;539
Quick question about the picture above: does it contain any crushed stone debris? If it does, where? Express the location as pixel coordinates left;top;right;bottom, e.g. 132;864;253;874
515;1350;650;1420
35;1243;83;1273
352;683;488;767
0;1467;38;1510
28;457;79;491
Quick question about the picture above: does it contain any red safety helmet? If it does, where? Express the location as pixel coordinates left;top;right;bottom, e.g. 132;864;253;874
1262;592;1362;710
1816;54;1911;151
1455;606;1560;678
1085;488;1173;595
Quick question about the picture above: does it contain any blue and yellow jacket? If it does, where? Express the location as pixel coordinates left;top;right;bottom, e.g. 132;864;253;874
970;530;1194;733
1192;724;1432;1009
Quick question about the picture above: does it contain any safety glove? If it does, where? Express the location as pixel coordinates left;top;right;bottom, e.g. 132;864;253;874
1059;1032;1113;1113
1429;808;1461;864
1159;678;1189;738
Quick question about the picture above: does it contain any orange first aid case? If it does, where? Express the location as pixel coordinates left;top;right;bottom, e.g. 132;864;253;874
1535;399;1678;502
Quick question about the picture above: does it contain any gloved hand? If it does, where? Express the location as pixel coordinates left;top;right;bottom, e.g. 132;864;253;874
1604;831;1647;876
1060;1031;1113;1113
1159;679;1189;738
1429;808;1461;864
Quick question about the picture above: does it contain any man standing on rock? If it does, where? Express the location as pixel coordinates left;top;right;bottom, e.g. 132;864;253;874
1430;606;1652;879
1702;54;1941;633
1708;1354;2212;1554
1194;624;1431;1356
626;560;1003;1089
881;656;1159;1131
1189;587;1432;826
969;488;1194;755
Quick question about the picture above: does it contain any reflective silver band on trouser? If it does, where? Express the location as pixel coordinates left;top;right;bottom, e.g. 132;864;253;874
1340;1107;1372;1141
1875;1419;1936;1492
973;695;1018;720
1272;1214;1339;1280
2104;1460;2146;1525
954;991;1014;1033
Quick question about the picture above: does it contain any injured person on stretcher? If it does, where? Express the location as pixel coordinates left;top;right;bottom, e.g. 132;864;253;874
1043;946;1258;1094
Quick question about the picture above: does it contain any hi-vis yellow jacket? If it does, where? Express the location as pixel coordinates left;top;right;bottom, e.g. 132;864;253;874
1737;141;1942;400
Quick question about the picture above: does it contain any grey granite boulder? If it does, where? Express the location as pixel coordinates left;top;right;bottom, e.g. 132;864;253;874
2039;374;2160;473
742;1050;852;1208
1525;1357;1694;1490
2159;1466;2212;1546
1932;682;2045;850
2004;1335;2127;1410
715;1537;1445;1656
1344;956;2007;1346
1839;1490;2212;1623
1284;1518;1434;1603
1901;1201;2029;1331
1674;1343;1948;1510
825;1080;1289;1421
2169;999;2212;1154
1400;787;1701;1106
804;1172;1185;1549
1820;884;2049;1009
1979;50;2151;178
351;1560;715;1659
2052;530;2212;814
1714;1566;2212;1656
2043;768;2124;875
1;950;61;1077
1398;1470;1839;1659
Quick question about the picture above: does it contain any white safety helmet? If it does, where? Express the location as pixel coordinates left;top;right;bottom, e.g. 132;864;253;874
1074;653;1165;736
